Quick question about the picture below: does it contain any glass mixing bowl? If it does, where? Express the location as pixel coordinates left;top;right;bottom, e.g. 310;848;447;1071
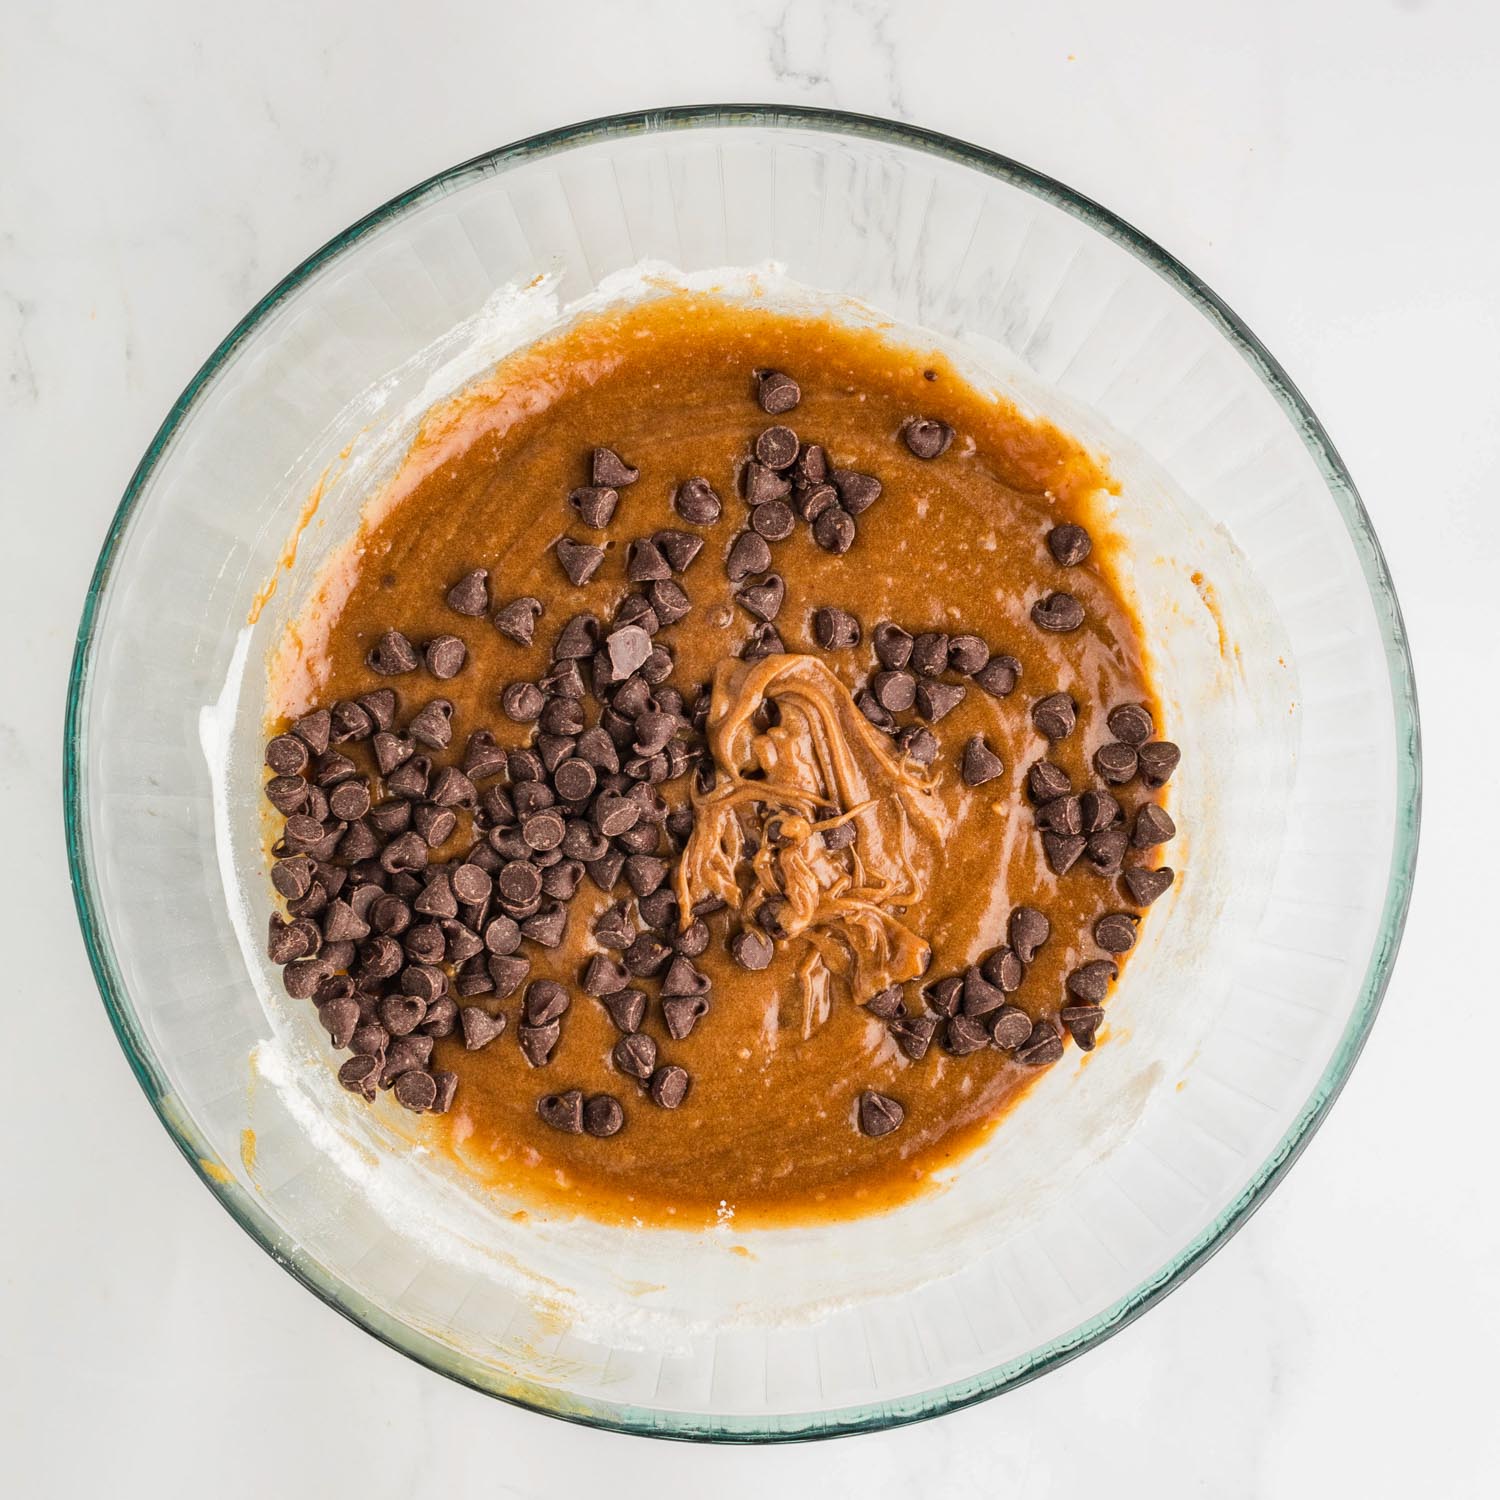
66;106;1419;1440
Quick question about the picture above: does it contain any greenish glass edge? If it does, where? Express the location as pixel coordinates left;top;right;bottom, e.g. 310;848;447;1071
63;104;1420;1443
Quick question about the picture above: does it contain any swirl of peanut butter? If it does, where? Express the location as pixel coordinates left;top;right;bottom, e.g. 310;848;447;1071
676;654;952;1033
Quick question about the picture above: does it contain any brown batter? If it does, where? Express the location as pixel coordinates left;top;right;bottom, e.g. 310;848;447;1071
269;293;1165;1229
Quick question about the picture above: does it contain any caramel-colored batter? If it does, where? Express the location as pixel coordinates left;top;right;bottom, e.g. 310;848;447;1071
271;293;1160;1228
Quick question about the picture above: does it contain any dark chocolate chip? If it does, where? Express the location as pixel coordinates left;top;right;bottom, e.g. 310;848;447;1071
975;654;1022;698
924;975;964;1017
649;1065;690;1109
1094;912;1139;953
265;733;309;776
292;709;332;754
1094;742;1139;785
429;766;477;808
1060;1005;1105;1050
947;635;989;675
328;780;371;822
583;1094;625;1137
425;635;467;680
446;568;490;617
755;425;800;470
612;1031;658;1081
1067;959;1118;1004
961;735;1004;787
1028;761;1072;803
487;953;531;997
582;953;629;997
1008;906;1051;964
407;699;454;750
744;460;792;505
569;486;619;528
1122;864;1174;906
1043;832;1087;875
1137;741;1181;789
865;986;905;1019
519;1020;562;1068
661;956;711;997
521;903;568;948
674;477;722;525
625;539;671;584
988;1006;1033;1052
647;578;692;626
890;1014;937;1060
1107;703;1154;746
592;446;638;487
896;725;939;766
1016;1020;1064;1065
726;530;772;582
980;946;1025;994
537;1089;583;1132
522;979;570;1027
338;1054;380;1100
794;443;829;486
902;418;954;459
796;482;838;522
756;369;800;414
873;623;913;669
872;670;917;713
1085;827;1129;875
736;574;786;622
367;630;420;676
857;1090;905;1137
831;470;882;515
856;691;894;730
662;994;709;1040
751;499;796;541
494;596;543;646
813;608;861;650
961;967;1007;1018
556;538;605;586
910;632;948;678
1047;523;1092;567
1079;789;1122;835
916;680;965;723
1032;592;1086;633
1031;692;1077;741
1132;804;1176;851
812;505;856;554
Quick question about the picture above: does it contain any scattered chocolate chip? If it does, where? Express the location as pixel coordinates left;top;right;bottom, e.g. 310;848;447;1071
1008;906;1051;964
975;654;1022;698
538;1089;584;1132
1094;742;1139;784
556;538;605;586
916;680;965;722
961;735;1004;787
661;956;711;997
756;369;800;414
736;573;786;622
865;986;905;1020
902;417;954;459
494;596;543;647
582;953;629;997
1107;703;1153;746
755;425;800;469
1067;959;1118;1004
592;446;638;487
857;1090;904;1137
1060;1005;1105;1050
368;629;420;675
744;461;792;506
1036;794;1084;836
980;946;1025;994
648;578;692;626
338;1054;380;1100
674;477;722;524
425;635;467;680
946;1013;989;1055
726;530;772;582
407;699;454;750
831;470;882;514
924;975;963;1018
265;733;308;776
518;1019;562;1068
1043;832;1087;875
1031;692;1077;740
751;499;797;541
796;482;838;522
813;607;861;650
498;682;543;723
582;1093;625;1137
728;928;773;970
445;568;490;616
1046;524;1092;567
872;669;917;712
612;1032;658;1081
649;1065;690;1109
988;1006;1033;1052
292;709;332;754
856;691;894;730
1085;827;1129;875
662;994;710;1040
961;968;1007;1018
1132;803;1176;850
1122;864;1174;906
1033;592;1087;634
1137;741;1181;789
1079;789;1122;835
890;1015;937;1061
896;725;939;765
812;505;856;554
487;953;531;997
1016;1019;1064;1065
1094;913;1138;954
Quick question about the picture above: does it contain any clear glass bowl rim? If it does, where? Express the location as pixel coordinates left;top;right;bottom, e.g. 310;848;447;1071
64;103;1422;1442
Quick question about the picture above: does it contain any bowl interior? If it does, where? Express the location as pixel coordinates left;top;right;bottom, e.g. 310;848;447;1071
70;109;1417;1439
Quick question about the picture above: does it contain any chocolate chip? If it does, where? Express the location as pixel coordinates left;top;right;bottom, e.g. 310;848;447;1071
265;776;309;815
266;733;309;776
751;499;796;541
373;732;415;778
980;947;1025;994
674;477;722;524
371;895;413;936
322;899;370;944
735;574;785;623
1067;959;1117;1004
429;766;476;808
556;538;605;586
648;578;692;626
271;855;316;902
492;596;542;647
497;682;541;723
487;953;531;997
582;953;629;997
749;426;797;471
943;635;986;675
622;932;672;978
391;1068;438;1113
538;1089;584;1132
328;781;371;822
661;956;711;997
909;632;948;678
569;485;619;529
1032;592;1085;633
649;1065;690;1109
1047;524;1092;567
522;902;569;947
662;994;709;1040
1017;1019;1064;1065
338;1054;380;1100
756;369;800;414
961;735;1004;787
916;680;965;722
368;629;419;675
267;914;311;965
813;607;861;650
857;1090;905;1137
412;872;457;921
313;749;359;787
612;1031;658;1081
1137;741;1181;789
1036;794;1084;835
872;669;916;712
896;725;938;765
380;993;427;1037
856;691;894;730
975;654;1022;698
496;860;543;908
868;623;909;669
592;446;638;487
380;1033;434;1087
726;530;772;582
923;975;963;1017
1008;906;1051;964
902;417;954;459
945;1013;989;1055
425;635;467;680
1085;827;1129;875
720;926;770;971
1122;865;1174;907
890;1014;936;1060
1079;789;1122;835
674;920;709;957
865;986;905;1020
988;1006;1033;1051
359;690;397;734
445;568;490;616
619;542;668;590
812;505;856;554
1060;1005;1105;1050
1094;742;1138;784
744;461;791;506
582;1093;625;1137
586;849;626;892
831;470;882;514
589;794;637;840
1043;832;1086;875
796;482;838;522
519;1020;562;1068
1094;913;1138;953
540;697;584;738
961;968;1007;1018
1106;703;1153;746
520;979;568;1027
412;804;457;848
407;699;454;750
623;855;668;898
292;708;332;755
1132;803;1176;850
795;443;829;486
1031;693;1077;740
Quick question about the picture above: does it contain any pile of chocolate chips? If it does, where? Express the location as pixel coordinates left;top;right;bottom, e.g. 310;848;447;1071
262;366;1180;1143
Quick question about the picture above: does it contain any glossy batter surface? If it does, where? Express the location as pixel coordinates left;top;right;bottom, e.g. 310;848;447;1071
270;294;1162;1228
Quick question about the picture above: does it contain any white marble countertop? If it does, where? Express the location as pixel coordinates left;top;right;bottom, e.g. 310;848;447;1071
4;1;1495;1494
